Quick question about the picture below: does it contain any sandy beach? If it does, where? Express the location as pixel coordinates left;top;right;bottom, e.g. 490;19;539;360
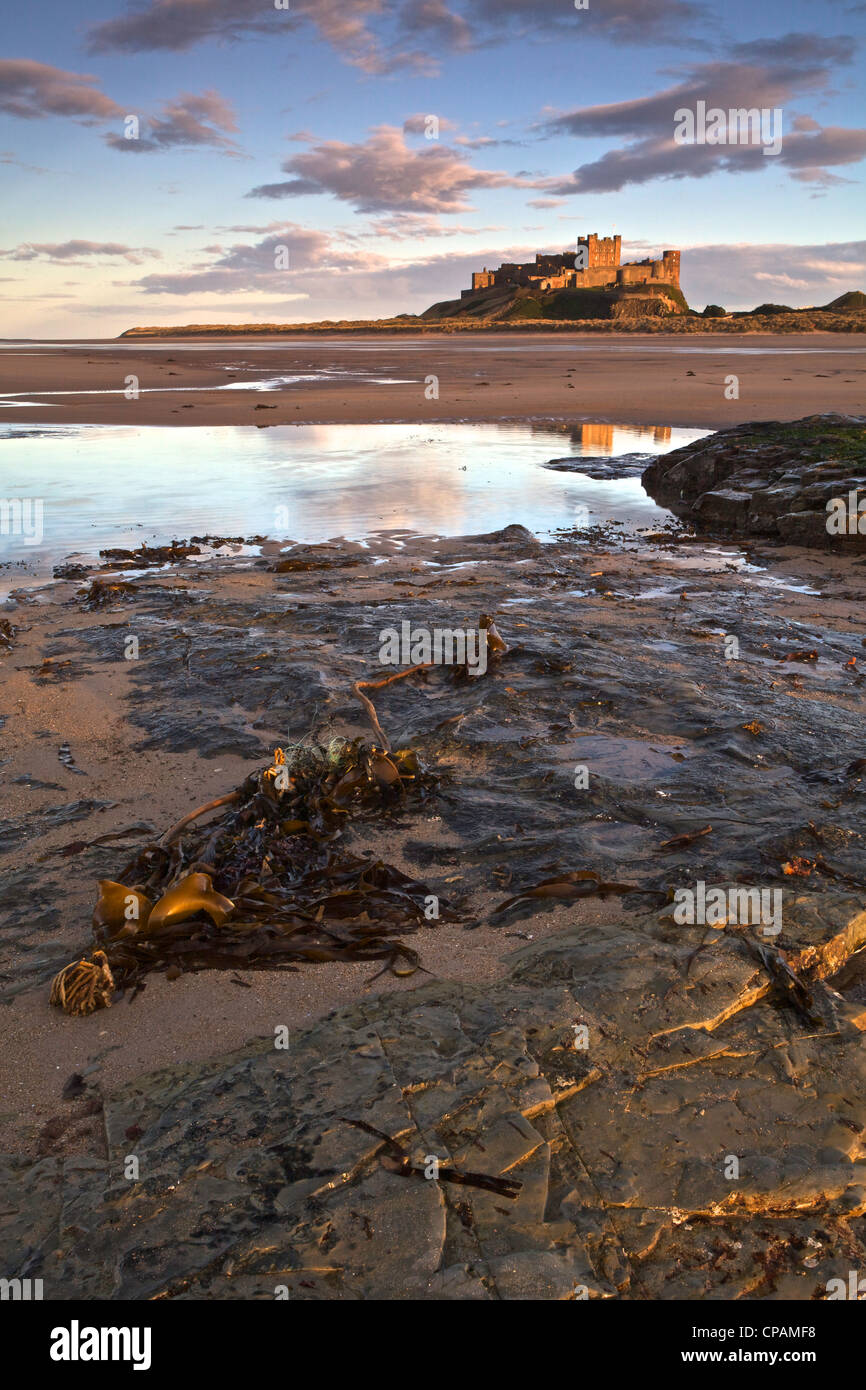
1;332;864;428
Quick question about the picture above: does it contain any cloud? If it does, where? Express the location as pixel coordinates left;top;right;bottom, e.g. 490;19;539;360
0;240;159;264
545;47;842;141
0;59;122;122
87;0;428;74
787;165;857;188
680;239;866;309
0;62;241;159
403;113;458;135
454;134;528;149
362;213;505;239
551;125;866;194
454;0;704;45
754;271;812;289
127;225;551;312
131;225;385;296
1;292;79;301
404;0;473;49
246;124;541;213
214;222;289;234
544;44;866;192
0;241;160;266
105;90;240;154
86;0;704;75
0;148;48;173
126;236;559;327
729;32;857;65
88;0;288;52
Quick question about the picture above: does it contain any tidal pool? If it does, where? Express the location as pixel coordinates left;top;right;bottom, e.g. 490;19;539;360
0;419;707;584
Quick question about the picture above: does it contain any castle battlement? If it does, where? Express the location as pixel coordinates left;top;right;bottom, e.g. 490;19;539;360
464;234;680;298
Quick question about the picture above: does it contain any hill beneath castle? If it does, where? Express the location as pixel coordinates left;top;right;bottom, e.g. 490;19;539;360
421;282;688;323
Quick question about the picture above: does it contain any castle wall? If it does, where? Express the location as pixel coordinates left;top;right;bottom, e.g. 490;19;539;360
577;266;619;288
465;236;680;298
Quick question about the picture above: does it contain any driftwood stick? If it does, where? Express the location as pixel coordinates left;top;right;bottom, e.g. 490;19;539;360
352;663;435;751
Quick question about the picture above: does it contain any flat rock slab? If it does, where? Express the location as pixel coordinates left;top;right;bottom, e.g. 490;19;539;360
1;892;865;1301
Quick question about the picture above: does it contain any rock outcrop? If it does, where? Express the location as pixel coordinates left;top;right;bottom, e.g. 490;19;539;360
642;415;866;546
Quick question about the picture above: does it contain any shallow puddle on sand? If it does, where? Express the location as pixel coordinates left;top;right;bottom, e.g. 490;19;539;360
0;370;416;406
0;419;705;583
565;734;693;784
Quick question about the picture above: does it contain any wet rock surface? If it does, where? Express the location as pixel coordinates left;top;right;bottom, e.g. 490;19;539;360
543;451;654;480
1;894;865;1300
1;514;865;1298
643;414;866;547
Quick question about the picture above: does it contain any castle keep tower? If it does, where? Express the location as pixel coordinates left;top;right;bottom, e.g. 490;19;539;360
579;233;622;268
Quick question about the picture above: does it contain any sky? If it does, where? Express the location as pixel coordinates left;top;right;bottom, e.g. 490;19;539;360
1;0;864;336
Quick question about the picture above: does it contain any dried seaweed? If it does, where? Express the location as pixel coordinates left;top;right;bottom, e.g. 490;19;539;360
98;540;201;568
50;950;114;1014
37;822;155;860
78;578;138;610
491;868;656;919
740;935;825;1028
50;738;458;1013
658;824;713;851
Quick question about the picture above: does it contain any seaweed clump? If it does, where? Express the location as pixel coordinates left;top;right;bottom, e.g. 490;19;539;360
51;739;457;1014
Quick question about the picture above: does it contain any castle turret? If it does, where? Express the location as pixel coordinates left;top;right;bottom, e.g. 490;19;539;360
661;249;680;285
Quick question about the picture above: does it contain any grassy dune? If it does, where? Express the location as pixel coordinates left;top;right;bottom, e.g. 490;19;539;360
120;307;866;337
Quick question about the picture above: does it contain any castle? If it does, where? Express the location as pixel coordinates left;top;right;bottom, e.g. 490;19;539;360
463;233;681;298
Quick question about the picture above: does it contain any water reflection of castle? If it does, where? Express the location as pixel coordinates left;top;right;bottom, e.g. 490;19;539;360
570;423;672;453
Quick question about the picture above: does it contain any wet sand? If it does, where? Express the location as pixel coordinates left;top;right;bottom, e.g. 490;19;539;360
1;525;864;1158
1;332;864;428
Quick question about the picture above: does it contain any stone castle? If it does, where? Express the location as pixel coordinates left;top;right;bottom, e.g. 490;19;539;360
463;233;681;298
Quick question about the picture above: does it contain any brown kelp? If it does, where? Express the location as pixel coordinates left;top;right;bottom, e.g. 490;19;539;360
49;613;508;1015
50;739;457;1014
0;619;17;654
50;950;115;1015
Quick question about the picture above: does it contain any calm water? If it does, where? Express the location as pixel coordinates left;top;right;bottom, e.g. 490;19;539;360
0;420;706;586
2;339;863;355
